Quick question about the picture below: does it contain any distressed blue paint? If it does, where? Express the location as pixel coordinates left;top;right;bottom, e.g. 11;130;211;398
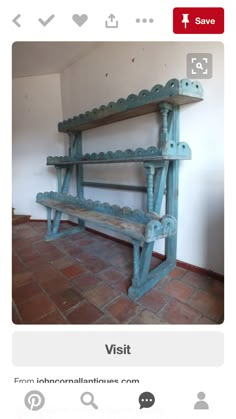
73;132;84;200
68;132;74;157
145;166;155;212
137;242;155;285
52;166;74;235
36;192;177;242
153;161;169;214
37;192;150;222
159;102;173;149
74;132;81;156
56;167;62;193
83;182;147;192
166;106;180;262
132;240;141;287
46;143;191;166
37;78;203;300
128;259;176;300
46;207;52;235
45;226;84;241
61;167;73;192
58;78;203;133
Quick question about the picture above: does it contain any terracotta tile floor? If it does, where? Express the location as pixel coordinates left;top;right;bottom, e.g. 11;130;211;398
12;221;224;325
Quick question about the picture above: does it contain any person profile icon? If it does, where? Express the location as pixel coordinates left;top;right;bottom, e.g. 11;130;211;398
194;392;209;410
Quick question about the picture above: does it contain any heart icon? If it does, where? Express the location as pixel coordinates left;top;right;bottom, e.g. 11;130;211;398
72;14;88;27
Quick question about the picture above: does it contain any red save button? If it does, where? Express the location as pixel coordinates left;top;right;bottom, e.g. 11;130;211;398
173;7;224;34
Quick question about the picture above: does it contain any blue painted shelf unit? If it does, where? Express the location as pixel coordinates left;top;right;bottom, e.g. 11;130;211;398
36;78;203;300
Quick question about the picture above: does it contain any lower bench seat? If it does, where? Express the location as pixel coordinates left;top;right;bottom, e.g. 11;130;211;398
36;192;177;243
36;191;178;299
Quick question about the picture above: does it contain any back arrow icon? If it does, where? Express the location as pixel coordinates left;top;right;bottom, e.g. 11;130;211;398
12;14;21;27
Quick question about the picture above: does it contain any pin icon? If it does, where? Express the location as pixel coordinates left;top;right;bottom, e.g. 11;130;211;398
182;14;189;28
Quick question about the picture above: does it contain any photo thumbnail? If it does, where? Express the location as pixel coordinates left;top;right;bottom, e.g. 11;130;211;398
12;42;224;325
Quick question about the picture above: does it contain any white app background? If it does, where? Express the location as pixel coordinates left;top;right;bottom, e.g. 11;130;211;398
0;1;234;418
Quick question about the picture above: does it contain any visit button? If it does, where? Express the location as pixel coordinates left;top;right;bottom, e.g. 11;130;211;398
173;7;224;34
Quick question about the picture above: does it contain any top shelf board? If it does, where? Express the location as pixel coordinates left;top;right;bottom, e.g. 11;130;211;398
58;78;203;133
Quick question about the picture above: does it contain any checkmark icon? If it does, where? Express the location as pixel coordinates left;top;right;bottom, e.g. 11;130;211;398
38;14;55;27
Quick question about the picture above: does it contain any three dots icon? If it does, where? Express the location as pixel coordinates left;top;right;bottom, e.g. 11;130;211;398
136;18;154;24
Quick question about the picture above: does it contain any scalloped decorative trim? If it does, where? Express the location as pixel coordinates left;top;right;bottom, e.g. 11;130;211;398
58;78;203;133
47;146;162;165
47;143;191;165
36;191;156;223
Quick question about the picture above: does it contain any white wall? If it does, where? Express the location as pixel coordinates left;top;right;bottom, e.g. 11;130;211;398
60;42;224;274
12;74;64;219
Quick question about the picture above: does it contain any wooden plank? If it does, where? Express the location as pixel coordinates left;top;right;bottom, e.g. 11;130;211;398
39;198;147;241
47;154;190;165
45;226;84;241
82;182;147;192
58;78;203;133
128;258;176;299
59;98;201;132
37;192;177;243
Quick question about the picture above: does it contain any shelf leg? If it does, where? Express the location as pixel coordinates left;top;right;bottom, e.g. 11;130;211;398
166;160;178;262
159;102;173;150
128;241;154;299
153;161;169;214
74;132;84;227
46;207;52;235
132;240;140;287
145;166;155;212
52;166;74;235
166;106;179;263
76;164;84;199
56;167;62;193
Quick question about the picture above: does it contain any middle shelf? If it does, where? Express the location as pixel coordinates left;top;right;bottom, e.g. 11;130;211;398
47;143;191;166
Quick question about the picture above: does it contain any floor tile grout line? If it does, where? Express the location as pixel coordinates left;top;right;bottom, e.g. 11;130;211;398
12;222;223;325
12;299;23;324
13;276;72;324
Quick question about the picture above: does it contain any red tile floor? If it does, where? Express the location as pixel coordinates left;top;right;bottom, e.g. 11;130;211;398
12;221;224;324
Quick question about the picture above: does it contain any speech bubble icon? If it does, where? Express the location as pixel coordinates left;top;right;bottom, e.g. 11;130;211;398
139;392;155;409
